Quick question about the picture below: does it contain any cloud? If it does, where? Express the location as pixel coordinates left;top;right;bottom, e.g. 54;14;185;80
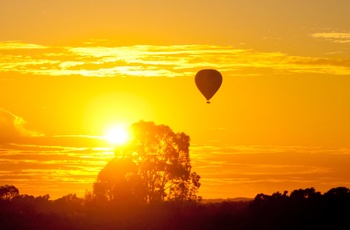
0;139;115;198
312;32;350;44
191;144;350;197
0;108;36;143
0;41;48;50
1;41;350;78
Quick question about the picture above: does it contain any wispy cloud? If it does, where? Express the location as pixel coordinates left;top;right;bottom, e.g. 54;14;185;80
2;139;350;198
0;108;117;197
312;32;350;44
0;108;38;143
1;41;350;78
0;139;115;198
191;144;350;198
0;41;48;50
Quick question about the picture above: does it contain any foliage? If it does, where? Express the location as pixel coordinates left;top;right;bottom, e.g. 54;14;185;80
250;187;350;229
1;185;350;230
0;185;19;200
93;121;201;204
93;157;142;203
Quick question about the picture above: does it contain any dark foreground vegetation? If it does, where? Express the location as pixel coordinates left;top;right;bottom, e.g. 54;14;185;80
1;185;350;230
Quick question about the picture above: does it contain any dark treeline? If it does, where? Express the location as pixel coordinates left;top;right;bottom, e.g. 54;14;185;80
1;185;349;230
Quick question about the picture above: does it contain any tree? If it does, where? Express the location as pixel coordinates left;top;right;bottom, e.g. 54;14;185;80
54;194;84;214
94;121;201;204
290;187;321;200
93;157;145;203
0;185;19;200
168;172;201;202
325;187;350;197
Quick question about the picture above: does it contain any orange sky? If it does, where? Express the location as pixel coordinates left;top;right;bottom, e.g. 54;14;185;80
1;0;350;199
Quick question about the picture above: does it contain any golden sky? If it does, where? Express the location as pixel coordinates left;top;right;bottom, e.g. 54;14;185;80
1;0;350;199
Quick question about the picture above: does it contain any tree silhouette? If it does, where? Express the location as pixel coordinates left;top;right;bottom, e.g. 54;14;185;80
94;121;201;204
93;157;145;203
290;187;321;200
0;185;19;200
324;186;350;197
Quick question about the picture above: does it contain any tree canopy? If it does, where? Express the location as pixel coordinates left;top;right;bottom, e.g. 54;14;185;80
0;185;19;200
93;121;201;204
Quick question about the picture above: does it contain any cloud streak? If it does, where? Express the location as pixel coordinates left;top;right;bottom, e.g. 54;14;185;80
0;109;38;143
312;32;350;44
0;41;48;50
0;109;117;197
2;136;350;199
1;41;350;78
0;140;115;198
190;144;350;198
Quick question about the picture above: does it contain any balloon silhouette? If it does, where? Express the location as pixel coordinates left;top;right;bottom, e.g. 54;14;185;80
195;69;222;103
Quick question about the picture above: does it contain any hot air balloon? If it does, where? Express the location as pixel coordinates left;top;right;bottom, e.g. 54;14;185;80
195;69;222;103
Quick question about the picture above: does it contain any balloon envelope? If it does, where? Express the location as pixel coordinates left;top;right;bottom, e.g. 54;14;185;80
195;69;222;103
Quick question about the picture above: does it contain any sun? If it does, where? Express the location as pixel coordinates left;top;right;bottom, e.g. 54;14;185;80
104;126;130;146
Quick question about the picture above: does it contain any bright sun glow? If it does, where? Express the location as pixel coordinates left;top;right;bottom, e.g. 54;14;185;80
104;126;130;146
